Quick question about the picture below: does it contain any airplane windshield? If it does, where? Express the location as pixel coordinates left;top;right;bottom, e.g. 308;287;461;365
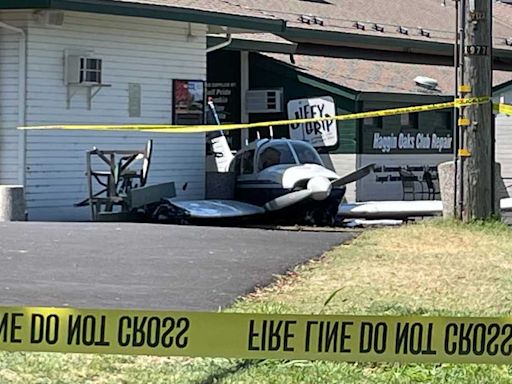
258;143;296;171
292;142;323;165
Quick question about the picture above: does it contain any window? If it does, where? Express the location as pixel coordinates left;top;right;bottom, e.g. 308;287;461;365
400;113;419;129
231;154;242;176
292;141;323;165
79;57;102;84
421;111;451;130
363;116;383;128
432;111;451;130
242;150;255;174
258;143;296;171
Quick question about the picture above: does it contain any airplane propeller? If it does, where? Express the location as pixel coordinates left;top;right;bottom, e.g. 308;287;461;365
331;163;375;187
264;176;332;212
264;189;312;212
264;164;375;212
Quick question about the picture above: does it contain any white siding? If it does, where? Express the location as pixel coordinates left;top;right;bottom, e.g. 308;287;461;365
0;12;26;185
494;89;512;197
21;11;207;220
495;114;512;198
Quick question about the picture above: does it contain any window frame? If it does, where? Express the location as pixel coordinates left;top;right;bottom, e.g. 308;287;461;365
257;142;298;171
79;57;102;84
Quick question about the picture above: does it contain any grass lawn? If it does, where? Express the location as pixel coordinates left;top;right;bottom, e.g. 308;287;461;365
2;220;512;383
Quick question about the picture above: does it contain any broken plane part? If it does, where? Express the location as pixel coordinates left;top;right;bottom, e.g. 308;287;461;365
161;199;265;219
339;200;443;220
338;198;512;220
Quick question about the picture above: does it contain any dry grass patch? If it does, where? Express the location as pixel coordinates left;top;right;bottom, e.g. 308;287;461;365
238;220;512;316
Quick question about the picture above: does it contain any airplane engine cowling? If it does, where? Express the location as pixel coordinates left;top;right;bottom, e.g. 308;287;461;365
307;176;332;201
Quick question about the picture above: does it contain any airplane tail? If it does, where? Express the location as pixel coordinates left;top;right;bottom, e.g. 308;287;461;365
206;98;234;172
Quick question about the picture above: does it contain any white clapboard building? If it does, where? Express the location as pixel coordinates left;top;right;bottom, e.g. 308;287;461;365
0;1;284;220
494;81;512;197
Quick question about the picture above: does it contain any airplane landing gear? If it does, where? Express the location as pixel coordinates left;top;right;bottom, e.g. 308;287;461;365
304;198;340;227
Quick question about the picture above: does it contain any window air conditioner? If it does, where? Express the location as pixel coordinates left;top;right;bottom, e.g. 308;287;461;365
246;89;283;113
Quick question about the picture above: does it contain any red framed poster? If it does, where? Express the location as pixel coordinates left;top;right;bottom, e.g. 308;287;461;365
173;80;205;125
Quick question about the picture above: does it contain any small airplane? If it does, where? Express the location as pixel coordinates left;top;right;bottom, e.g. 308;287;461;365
159;136;374;225
155;99;375;225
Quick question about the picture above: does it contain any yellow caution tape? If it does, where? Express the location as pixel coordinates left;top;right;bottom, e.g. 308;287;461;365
19;97;491;134
495;103;512;116
1;305;512;364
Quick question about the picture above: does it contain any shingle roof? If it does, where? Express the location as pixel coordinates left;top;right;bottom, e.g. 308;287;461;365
110;0;512;51
261;52;512;95
113;0;278;20
237;0;512;49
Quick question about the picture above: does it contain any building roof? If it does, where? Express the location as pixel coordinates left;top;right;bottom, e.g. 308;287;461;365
5;1;512;54
233;0;512;48
261;52;512;95
113;0;275;20
4;0;512;77
0;0;287;34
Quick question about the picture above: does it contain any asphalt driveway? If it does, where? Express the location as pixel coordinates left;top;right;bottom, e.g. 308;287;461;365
0;222;355;310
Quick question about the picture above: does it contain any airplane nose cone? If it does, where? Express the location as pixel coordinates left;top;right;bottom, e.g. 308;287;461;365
307;176;332;201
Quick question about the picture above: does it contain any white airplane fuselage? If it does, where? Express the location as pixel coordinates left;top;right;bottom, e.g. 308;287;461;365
227;139;346;224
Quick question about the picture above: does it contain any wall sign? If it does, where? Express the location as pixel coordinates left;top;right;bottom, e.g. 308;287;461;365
362;110;453;154
288;96;338;148
206;82;239;122
173;80;205;125
372;132;453;153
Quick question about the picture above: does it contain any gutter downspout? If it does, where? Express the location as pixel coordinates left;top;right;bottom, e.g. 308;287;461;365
0;22;27;187
206;33;232;53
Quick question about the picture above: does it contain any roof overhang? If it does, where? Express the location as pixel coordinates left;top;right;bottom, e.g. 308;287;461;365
358;92;453;103
207;35;297;54
0;0;287;34
280;28;512;71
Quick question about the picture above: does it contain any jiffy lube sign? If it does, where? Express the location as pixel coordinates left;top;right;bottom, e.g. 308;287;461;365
288;96;338;148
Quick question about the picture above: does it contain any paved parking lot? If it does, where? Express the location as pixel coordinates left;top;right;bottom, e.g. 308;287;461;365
0;222;355;310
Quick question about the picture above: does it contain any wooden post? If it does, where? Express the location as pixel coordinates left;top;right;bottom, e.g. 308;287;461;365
459;0;495;221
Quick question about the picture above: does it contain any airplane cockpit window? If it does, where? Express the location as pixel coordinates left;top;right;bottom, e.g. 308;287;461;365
258;143;296;171
242;150;255;174
292;141;323;165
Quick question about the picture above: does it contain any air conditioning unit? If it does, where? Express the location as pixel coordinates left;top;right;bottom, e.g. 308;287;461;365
64;50;102;85
246;89;283;113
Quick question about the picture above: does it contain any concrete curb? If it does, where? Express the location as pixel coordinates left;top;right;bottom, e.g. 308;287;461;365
0;185;26;221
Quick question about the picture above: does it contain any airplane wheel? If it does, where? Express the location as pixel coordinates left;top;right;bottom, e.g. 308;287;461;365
307;207;337;227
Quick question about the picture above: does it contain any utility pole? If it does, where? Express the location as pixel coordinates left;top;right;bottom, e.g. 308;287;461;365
455;0;495;221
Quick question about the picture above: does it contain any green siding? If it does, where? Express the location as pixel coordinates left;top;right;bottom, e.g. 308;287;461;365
249;53;358;154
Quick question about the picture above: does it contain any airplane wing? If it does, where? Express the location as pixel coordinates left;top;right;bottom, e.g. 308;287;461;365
339;200;442;219
339;198;512;219
164;199;265;219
